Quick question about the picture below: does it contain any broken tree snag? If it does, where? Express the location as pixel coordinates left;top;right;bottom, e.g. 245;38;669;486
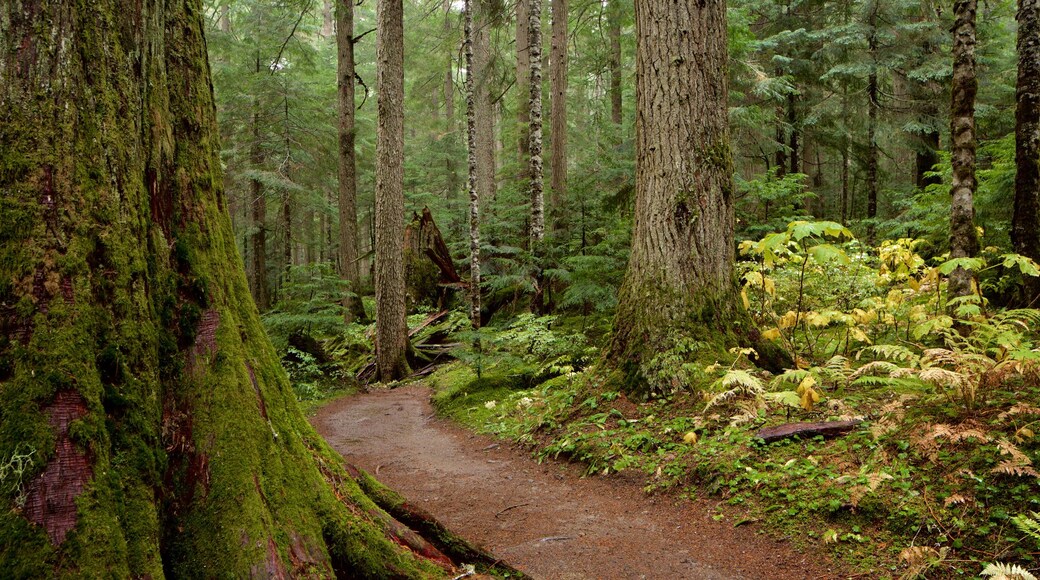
754;420;863;443
404;207;462;309
344;463;531;579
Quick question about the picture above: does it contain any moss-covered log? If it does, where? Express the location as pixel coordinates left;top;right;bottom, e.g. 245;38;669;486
0;1;451;576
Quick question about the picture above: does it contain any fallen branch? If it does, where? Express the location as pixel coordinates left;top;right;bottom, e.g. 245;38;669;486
754;420;862;443
495;503;529;518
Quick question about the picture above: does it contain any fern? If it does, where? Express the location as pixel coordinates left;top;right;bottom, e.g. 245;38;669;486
980;562;1038;580
1012;512;1040;548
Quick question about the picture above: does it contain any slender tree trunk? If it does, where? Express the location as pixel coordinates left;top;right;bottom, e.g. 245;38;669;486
608;0;760;397
322;0;335;37
337;0;365;322
788;93;799;176
864;1;880;244
549;0;568;234
528;0;545;246
474;0;497;218
375;0;411;381
608;0;623;126
516;0;532;209
1012;0;1040;303
444;0;460;209
0;1;453;575
465;0;483;331
866;69;879;245
250;54;269;310
949;0;980;300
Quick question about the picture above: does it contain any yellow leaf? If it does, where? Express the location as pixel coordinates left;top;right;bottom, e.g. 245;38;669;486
741;289;750;310
761;327;782;341
849;328;871;344
778;310;799;329
764;277;776;296
683;432;699;444
908;277;921;292
797;375;817;393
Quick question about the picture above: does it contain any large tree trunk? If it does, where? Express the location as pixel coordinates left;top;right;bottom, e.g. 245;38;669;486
338;0;366;322
608;0;756;398
528;0;545;247
949;0;980;301
607;0;623;126
549;0;568;234
0;0;453;575
466;0;484;330
376;0;411;381
1012;0;1040;303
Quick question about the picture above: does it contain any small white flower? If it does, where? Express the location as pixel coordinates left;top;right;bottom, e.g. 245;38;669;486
518;397;533;408
484;400;497;410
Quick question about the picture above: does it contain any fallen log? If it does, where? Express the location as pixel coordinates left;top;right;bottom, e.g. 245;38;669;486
754;419;862;443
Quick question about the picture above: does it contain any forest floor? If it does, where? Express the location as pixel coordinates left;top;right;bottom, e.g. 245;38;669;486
311;383;848;579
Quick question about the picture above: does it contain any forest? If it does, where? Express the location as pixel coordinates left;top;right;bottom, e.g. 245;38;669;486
1;0;1040;576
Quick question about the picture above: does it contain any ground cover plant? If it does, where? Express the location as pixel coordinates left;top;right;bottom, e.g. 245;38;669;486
421;225;1040;579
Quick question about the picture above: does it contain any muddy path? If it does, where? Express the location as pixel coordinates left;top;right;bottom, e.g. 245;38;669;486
311;384;844;579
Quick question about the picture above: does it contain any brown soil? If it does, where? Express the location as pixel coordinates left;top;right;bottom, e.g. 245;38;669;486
311;384;848;580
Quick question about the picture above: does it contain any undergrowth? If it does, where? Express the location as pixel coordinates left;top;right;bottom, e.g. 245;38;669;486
426;224;1040;579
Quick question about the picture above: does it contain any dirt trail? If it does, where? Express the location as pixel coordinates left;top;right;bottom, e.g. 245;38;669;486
311;385;843;580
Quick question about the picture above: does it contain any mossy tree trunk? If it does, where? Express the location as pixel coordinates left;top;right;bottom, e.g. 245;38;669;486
0;1;449;576
607;0;756;398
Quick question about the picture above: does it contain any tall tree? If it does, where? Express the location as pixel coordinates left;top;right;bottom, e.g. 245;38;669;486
1012;0;1040;302
549;0;568;233
949;0;980;300
445;0;460;204
466;0;484;330
250;52;270;310
516;0;532;185
608;0;751;395
474;0;497;213
866;0;880;244
375;0;411;380
0;0;451;574
607;0;623;126
528;0;545;245
338;0;365;322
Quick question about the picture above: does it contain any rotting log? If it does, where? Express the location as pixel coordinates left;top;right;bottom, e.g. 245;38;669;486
755;420;863;443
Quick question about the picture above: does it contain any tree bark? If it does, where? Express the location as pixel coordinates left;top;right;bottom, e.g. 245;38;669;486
0;0;451;575
528;0;545;246
1012;0;1040;303
466;0;484;330
376;0;411;381
337;0;365;322
322;0;335;37
549;0;568;234
608;0;755;397
949;0;980;300
608;0;623;126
